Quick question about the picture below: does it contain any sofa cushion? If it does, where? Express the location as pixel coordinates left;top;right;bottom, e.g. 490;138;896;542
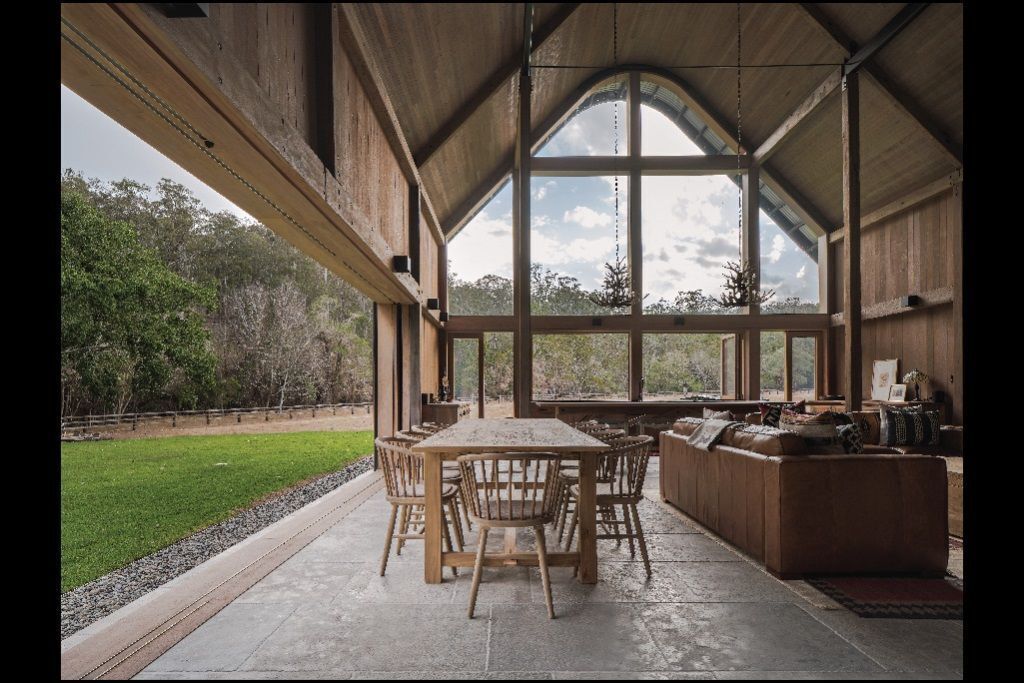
672;418;806;456
837;423;865;453
758;400;805;427
703;407;735;420
880;405;941;447
779;409;845;454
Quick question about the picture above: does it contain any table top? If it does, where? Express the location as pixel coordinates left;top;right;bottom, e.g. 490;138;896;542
410;418;608;454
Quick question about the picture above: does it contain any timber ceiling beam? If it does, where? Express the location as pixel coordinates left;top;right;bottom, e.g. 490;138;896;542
798;3;962;167
843;3;930;76
753;68;841;164
412;3;581;168
336;4;445;244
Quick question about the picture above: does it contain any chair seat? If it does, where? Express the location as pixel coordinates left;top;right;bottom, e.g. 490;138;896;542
470;500;553;527
387;483;460;505
569;482;640;502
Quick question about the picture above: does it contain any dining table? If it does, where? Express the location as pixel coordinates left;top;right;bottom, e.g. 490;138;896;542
410;418;609;584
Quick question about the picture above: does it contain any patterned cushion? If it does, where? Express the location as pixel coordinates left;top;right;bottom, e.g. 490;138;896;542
830;411;854;426
778;409;844;454
758;400;805;428
703;408;734;420
837;423;865;453
879;405;940;446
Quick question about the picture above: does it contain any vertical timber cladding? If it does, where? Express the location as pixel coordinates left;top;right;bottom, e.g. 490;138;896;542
420;212;442;398
829;186;963;423
376;304;399;437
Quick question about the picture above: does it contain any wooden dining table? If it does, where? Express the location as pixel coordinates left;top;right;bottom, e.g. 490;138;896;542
410;418;609;584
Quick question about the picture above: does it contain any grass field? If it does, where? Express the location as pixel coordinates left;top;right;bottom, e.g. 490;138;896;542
61;430;373;592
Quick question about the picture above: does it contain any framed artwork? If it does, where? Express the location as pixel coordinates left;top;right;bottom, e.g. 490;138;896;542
871;359;899;400
888;384;907;401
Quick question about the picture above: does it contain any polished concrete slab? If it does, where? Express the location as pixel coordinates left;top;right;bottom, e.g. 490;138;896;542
137;464;963;680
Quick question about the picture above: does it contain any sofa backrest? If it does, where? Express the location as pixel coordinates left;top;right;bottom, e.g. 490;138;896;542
672;418;806;456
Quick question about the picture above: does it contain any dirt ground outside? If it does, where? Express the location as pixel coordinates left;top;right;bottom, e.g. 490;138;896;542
76;401;518;440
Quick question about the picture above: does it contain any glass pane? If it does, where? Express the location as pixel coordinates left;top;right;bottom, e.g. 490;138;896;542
641;175;742;314
531;175;630;315
641;104;704;155
722;336;736;398
452;338;480;409
448;183;513;315
792;336;817;402
759;211;820;313
536;78;628;157
760;331;785;401
532;334;629;400
483;332;514;418
643;333;723;401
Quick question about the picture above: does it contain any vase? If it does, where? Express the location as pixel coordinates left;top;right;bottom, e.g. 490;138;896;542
914;383;921;401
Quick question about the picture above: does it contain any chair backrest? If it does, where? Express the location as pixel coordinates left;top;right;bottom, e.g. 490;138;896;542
457;453;561;521
574;420;609;435
376;436;425;500
591;427;627;444
596;435;654;498
625;414;647;436
395;429;426;442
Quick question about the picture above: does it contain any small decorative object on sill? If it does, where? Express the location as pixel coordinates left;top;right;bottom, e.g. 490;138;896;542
903;369;930;401
712;260;775;308
439;377;449;402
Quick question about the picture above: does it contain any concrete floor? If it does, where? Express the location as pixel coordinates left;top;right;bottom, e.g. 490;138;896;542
135;461;963;680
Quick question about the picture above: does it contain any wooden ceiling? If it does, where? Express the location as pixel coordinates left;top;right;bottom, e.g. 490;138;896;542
346;3;964;236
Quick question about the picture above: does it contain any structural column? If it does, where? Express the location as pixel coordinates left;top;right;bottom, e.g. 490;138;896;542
628;72;644;401
742;163;760;401
512;4;534;417
842;70;862;411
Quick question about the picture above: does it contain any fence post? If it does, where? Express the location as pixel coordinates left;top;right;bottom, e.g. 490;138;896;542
237;412;241;423
132;415;137;431
206;410;210;425
172;412;176;427
265;409;269;421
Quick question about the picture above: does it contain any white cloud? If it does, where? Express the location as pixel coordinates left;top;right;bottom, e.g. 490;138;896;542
448;209;512;281
563;205;611;229
534;186;547;200
532;214;551;229
765;234;786;263
796;265;806;279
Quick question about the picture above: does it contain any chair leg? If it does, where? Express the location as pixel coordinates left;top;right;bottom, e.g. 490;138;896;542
457;488;474;531
447;498;465;551
564;502;579;551
535;525;555;619
441;507;459;577
379;503;399;576
630;501;652;577
621;503;636;558
468;527;489;618
556;484;572;543
396;504;409;555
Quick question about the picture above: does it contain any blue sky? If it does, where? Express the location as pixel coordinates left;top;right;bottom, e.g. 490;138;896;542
61;85;253;221
450;101;819;306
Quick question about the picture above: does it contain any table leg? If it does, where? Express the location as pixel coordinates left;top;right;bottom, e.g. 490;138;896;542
424;451;443;584
577;454;598;584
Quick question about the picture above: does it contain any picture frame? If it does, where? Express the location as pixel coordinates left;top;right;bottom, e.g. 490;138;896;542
871;359;899;400
888;384;908;401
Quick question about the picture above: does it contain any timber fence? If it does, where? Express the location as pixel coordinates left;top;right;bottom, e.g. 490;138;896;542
61;402;373;432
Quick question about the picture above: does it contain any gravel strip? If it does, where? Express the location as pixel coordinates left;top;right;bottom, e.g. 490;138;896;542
61;455;374;640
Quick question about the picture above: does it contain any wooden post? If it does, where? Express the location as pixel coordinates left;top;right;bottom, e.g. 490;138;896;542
512;4;534;417
842;70;862;411
818;234;835;396
742;163;761;401
628;71;643;402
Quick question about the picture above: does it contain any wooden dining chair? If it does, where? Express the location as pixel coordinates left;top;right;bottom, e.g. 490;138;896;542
396;428;474;541
564;435;655;576
375;436;463;577
457;452;562;619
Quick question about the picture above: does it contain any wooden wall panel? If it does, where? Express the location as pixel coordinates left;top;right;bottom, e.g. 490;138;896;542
829;188;962;423
335;38;409;257
420;218;440;301
421;321;440;398
375;304;398;437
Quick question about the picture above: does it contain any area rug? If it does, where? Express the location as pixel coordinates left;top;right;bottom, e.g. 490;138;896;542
807;575;963;620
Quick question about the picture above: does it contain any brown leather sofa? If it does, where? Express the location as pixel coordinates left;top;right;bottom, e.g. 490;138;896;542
660;418;949;577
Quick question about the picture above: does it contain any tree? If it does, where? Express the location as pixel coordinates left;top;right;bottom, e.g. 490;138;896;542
61;189;217;415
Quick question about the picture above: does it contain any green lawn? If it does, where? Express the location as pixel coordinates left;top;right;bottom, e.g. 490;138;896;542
61;430;373;592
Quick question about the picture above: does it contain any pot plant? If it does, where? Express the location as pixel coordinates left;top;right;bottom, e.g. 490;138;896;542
903;369;930;401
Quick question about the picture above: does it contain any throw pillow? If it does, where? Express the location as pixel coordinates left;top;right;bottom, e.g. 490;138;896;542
703;408;734;420
778;409;845;453
879;405;940;446
830;411;853;425
758;400;805;427
837;423;864;453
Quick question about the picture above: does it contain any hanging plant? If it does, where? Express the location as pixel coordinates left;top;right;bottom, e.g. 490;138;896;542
588;255;638;309
713;259;774;308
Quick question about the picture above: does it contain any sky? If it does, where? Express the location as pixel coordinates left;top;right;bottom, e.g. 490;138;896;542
60;85;253;221
449;101;819;306
62;82;816;307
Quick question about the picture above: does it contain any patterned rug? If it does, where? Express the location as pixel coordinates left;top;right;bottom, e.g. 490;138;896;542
807;536;963;619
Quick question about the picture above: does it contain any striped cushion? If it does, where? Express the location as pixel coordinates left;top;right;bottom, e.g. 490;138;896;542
880;405;940;446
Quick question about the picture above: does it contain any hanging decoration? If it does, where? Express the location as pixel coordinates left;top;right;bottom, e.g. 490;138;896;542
713;3;774;310
588;2;642;311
